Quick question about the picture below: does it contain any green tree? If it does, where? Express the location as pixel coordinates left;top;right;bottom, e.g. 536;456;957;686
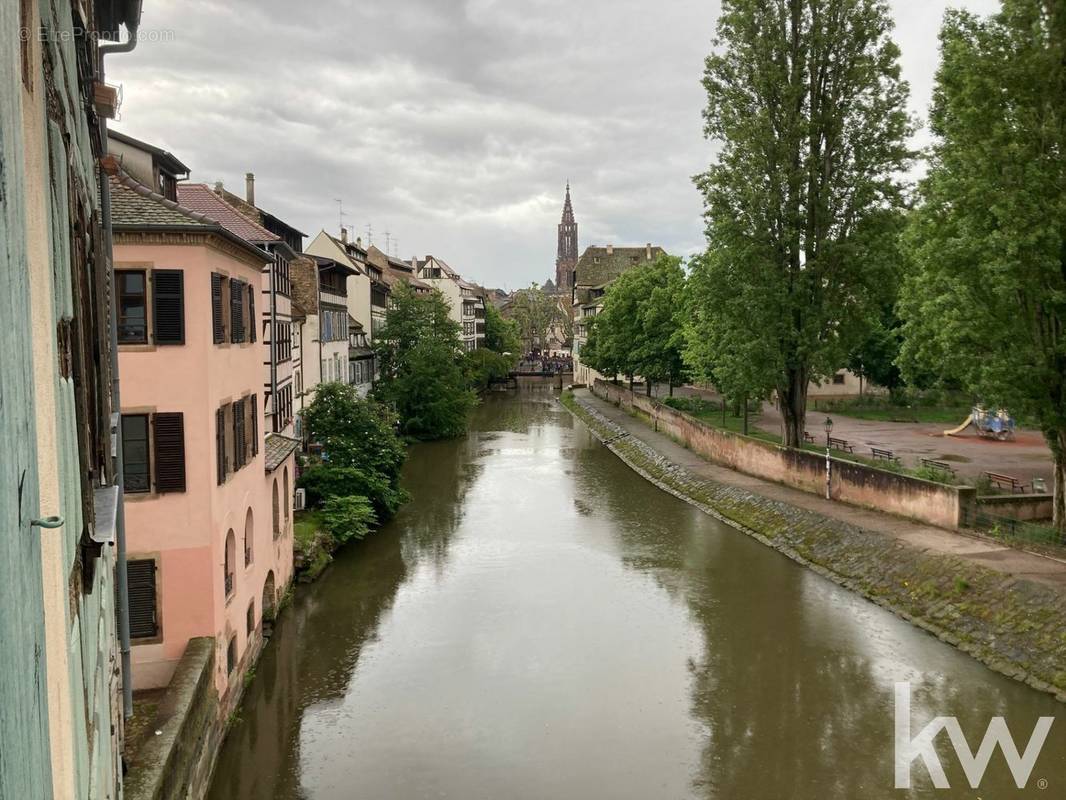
633;255;688;395
582;271;644;387
374;284;476;439
898;1;1066;531
299;382;408;518
483;301;521;356
463;348;515;391
510;284;564;354
695;0;913;446
321;495;377;544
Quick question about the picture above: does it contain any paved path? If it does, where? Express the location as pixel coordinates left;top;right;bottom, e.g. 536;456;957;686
575;388;1066;590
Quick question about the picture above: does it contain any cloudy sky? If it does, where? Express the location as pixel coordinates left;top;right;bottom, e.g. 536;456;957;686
109;0;999;290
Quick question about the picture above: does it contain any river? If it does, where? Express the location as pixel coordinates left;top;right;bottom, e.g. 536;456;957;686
207;391;1065;799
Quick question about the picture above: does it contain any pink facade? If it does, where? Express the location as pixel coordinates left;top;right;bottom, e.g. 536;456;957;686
116;234;294;701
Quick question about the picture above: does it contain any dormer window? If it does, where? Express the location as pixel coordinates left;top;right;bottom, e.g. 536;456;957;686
159;172;177;202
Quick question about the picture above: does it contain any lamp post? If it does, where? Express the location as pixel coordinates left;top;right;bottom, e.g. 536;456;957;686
824;417;834;501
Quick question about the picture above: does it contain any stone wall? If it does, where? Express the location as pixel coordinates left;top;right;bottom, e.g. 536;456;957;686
562;392;1066;702
593;380;975;530
125;638;221;800
978;494;1055;522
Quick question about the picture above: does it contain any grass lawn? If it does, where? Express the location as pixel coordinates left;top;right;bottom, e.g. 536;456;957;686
662;396;780;443
294;510;323;550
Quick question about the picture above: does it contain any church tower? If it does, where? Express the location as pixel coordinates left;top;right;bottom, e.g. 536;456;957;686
555;182;578;290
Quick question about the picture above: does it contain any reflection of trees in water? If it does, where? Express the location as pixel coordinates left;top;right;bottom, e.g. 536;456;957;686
206;524;410;800
471;391;566;434
566;438;1062;799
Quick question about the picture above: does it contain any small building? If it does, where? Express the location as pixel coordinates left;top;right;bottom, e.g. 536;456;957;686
416;255;487;351
571;244;666;385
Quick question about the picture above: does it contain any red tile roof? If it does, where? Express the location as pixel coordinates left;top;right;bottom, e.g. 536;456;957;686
176;184;279;243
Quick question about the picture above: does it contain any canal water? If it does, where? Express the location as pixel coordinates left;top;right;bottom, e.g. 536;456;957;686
208;392;1065;799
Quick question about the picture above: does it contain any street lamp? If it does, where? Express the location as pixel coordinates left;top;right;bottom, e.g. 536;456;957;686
824;417;834;500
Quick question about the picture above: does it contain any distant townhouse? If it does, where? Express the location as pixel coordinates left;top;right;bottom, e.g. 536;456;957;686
571;244;666;385
106;142;297;717
416;255;486;351
1;2;137;796
366;244;433;296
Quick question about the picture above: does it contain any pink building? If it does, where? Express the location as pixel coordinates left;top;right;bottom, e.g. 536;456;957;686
109;160;296;706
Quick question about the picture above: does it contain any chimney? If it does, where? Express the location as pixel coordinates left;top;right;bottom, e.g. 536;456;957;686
356;236;362;248
245;172;255;206
606;244;614;256
646;243;652;260
340;227;348;244
411;256;418;271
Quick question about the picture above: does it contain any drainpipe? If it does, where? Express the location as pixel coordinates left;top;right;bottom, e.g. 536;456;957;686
99;14;142;720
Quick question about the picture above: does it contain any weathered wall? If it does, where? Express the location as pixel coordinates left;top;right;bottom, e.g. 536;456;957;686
593;380;975;530
124;638;220;800
978;494;1055;522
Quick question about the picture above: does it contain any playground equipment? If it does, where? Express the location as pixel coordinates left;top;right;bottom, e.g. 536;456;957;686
943;406;1015;440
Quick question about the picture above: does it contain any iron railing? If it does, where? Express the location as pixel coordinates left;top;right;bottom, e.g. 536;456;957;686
962;505;1062;547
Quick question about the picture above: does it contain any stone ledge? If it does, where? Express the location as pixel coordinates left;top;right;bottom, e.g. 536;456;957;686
560;392;1066;703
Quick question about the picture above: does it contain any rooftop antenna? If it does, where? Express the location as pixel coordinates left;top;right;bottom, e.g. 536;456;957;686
384;230;392;254
392;238;399;258
365;222;374;247
333;198;346;234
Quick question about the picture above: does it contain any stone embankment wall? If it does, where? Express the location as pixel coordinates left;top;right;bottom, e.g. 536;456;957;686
978;494;1055;522
125;638;221;800
593;380;975;530
562;392;1066;702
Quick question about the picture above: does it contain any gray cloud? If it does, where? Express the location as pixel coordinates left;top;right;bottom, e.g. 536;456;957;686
110;0;999;289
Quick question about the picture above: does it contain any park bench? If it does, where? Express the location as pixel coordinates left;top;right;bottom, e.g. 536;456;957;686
985;471;1027;494
828;437;854;453
803;431;815;444
870;447;898;463
920;458;957;477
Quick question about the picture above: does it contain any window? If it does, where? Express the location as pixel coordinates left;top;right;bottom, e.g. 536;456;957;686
244;508;254;567
274;321;292;362
224;529;236;598
118;269;184;345
272;479;280;539
230;279;246;343
226;636;237;675
246;601;256;637
127;559;158;640
832;372;846;386
212;273;256;346
217;398;258;484
274;255;291;297
118;271;147;343
121;412;186;494
122;414;150;492
283;468;290;526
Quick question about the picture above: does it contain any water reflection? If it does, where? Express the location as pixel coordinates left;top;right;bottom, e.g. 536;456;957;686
209;392;1064;800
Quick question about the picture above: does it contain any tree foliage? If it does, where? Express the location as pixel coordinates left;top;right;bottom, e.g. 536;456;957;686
373;283;476;440
321;495;377;544
463;348;515;391
898;1;1066;530
483;300;521;356
299;382;408;519
695;0;913;446
510;284;567;353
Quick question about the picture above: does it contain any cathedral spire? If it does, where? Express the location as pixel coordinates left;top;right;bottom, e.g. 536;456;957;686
556;182;578;290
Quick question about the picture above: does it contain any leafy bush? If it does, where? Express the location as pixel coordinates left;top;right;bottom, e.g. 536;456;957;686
298;464;408;519
464;348;515;391
321;495;377;544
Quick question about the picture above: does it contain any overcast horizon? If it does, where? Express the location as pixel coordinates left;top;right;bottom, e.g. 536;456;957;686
107;0;999;290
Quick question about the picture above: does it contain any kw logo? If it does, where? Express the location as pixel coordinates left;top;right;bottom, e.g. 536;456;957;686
894;683;1055;789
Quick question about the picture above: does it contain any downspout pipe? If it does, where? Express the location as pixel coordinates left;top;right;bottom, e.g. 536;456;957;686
98;14;140;720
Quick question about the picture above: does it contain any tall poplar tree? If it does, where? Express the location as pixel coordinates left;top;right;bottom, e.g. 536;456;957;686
898;1;1066;532
696;0;913;446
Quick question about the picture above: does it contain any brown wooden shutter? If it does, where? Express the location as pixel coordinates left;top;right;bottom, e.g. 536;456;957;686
216;406;226;484
211;273;224;343
233;398;246;470
250;392;259;457
152;412;186;493
248;284;257;342
127;559;158;639
231;279;245;343
151;269;185;345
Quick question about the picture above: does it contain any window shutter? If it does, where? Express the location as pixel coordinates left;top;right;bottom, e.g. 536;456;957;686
153;412;186;493
248;284;257;343
231;280;245;343
233;398;245;470
250;392;259;457
151;269;185;345
127;559;158;639
216;406;226;485
211;273;224;344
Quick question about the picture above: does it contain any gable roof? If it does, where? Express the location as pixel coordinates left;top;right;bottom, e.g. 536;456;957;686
574;245;667;288
176;184;280;243
108;171;269;262
108;129;190;176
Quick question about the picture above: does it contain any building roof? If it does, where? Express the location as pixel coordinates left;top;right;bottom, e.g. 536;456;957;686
108;171;269;262
311;254;359;276
108;129;190;176
264;434;301;473
574;245;667;288
176;184;280;243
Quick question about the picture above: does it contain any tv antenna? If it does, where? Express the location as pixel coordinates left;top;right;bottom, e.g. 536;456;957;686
333;199;346;234
365;222;374;247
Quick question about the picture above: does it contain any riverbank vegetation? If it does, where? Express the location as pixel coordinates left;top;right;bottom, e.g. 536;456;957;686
294;383;408;578
373;284;477;439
